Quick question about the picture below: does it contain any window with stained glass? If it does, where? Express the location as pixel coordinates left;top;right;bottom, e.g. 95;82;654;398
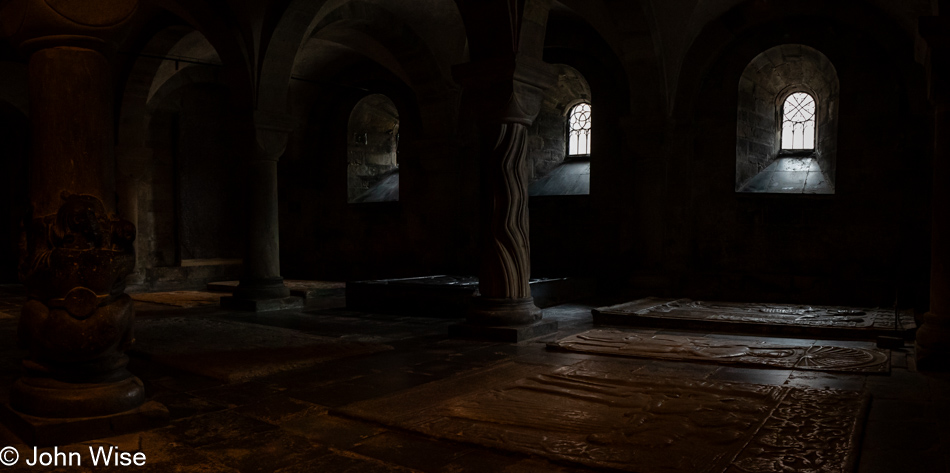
781;92;816;150
567;102;591;156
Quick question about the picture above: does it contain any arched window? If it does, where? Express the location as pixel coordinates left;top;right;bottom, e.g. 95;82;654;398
735;44;838;194
781;92;816;150
347;94;399;203
525;64;591;196
567;102;591;156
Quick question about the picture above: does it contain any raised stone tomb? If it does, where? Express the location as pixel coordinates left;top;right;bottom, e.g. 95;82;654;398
594;297;916;340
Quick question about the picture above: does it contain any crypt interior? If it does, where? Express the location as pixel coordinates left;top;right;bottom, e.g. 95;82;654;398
0;0;949;471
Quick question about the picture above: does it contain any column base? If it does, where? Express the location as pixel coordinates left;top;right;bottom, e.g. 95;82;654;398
10;374;145;419
915;311;950;370
221;277;300;312
220;295;303;312
0;401;168;447
232;277;291;299
449;320;558;343
467;297;543;326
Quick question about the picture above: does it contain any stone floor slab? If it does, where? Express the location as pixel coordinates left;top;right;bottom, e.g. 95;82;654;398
337;360;868;473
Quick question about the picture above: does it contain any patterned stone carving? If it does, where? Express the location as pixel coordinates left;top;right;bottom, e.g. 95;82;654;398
340;362;866;473
728;388;865;473
595;297;916;336
551;329;890;373
13;193;143;418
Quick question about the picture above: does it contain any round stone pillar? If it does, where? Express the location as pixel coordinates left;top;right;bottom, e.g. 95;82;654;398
0;0;167;445
916;101;950;368
14;44;141;416
220;113;295;311
234;155;290;300
915;15;950;369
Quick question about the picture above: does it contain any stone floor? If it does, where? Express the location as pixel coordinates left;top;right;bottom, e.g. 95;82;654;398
739;156;834;194
0;286;946;472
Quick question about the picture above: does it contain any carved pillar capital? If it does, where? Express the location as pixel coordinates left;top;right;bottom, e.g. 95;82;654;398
253;110;294;162
1;0;137;55
453;55;557;125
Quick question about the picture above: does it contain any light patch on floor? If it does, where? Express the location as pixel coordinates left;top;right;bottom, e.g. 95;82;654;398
131;290;222;308
132;317;392;383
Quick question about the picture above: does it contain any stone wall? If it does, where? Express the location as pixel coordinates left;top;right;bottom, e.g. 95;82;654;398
735;44;839;190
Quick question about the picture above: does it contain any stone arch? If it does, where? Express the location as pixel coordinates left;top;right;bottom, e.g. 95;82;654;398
530;5;648;278
550;0;664;119
116;25;243;289
279;54;426;279
258;0;466;123
667;0;931;306
673;0;919;123
300;3;461;136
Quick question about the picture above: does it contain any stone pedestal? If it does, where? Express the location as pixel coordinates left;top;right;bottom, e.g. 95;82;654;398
916;16;950;369
0;0;168;444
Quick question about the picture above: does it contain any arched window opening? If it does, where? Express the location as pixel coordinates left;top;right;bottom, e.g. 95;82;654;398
735;44;838;194
347;94;400;203
525;64;591;196
568;102;591;156
781;92;816;150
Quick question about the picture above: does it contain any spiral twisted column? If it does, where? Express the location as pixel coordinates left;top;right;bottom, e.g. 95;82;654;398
451;56;557;340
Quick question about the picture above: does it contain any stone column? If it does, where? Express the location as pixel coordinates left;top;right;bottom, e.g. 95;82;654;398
221;112;297;311
916;15;950;369
0;0;167;445
449;56;558;341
